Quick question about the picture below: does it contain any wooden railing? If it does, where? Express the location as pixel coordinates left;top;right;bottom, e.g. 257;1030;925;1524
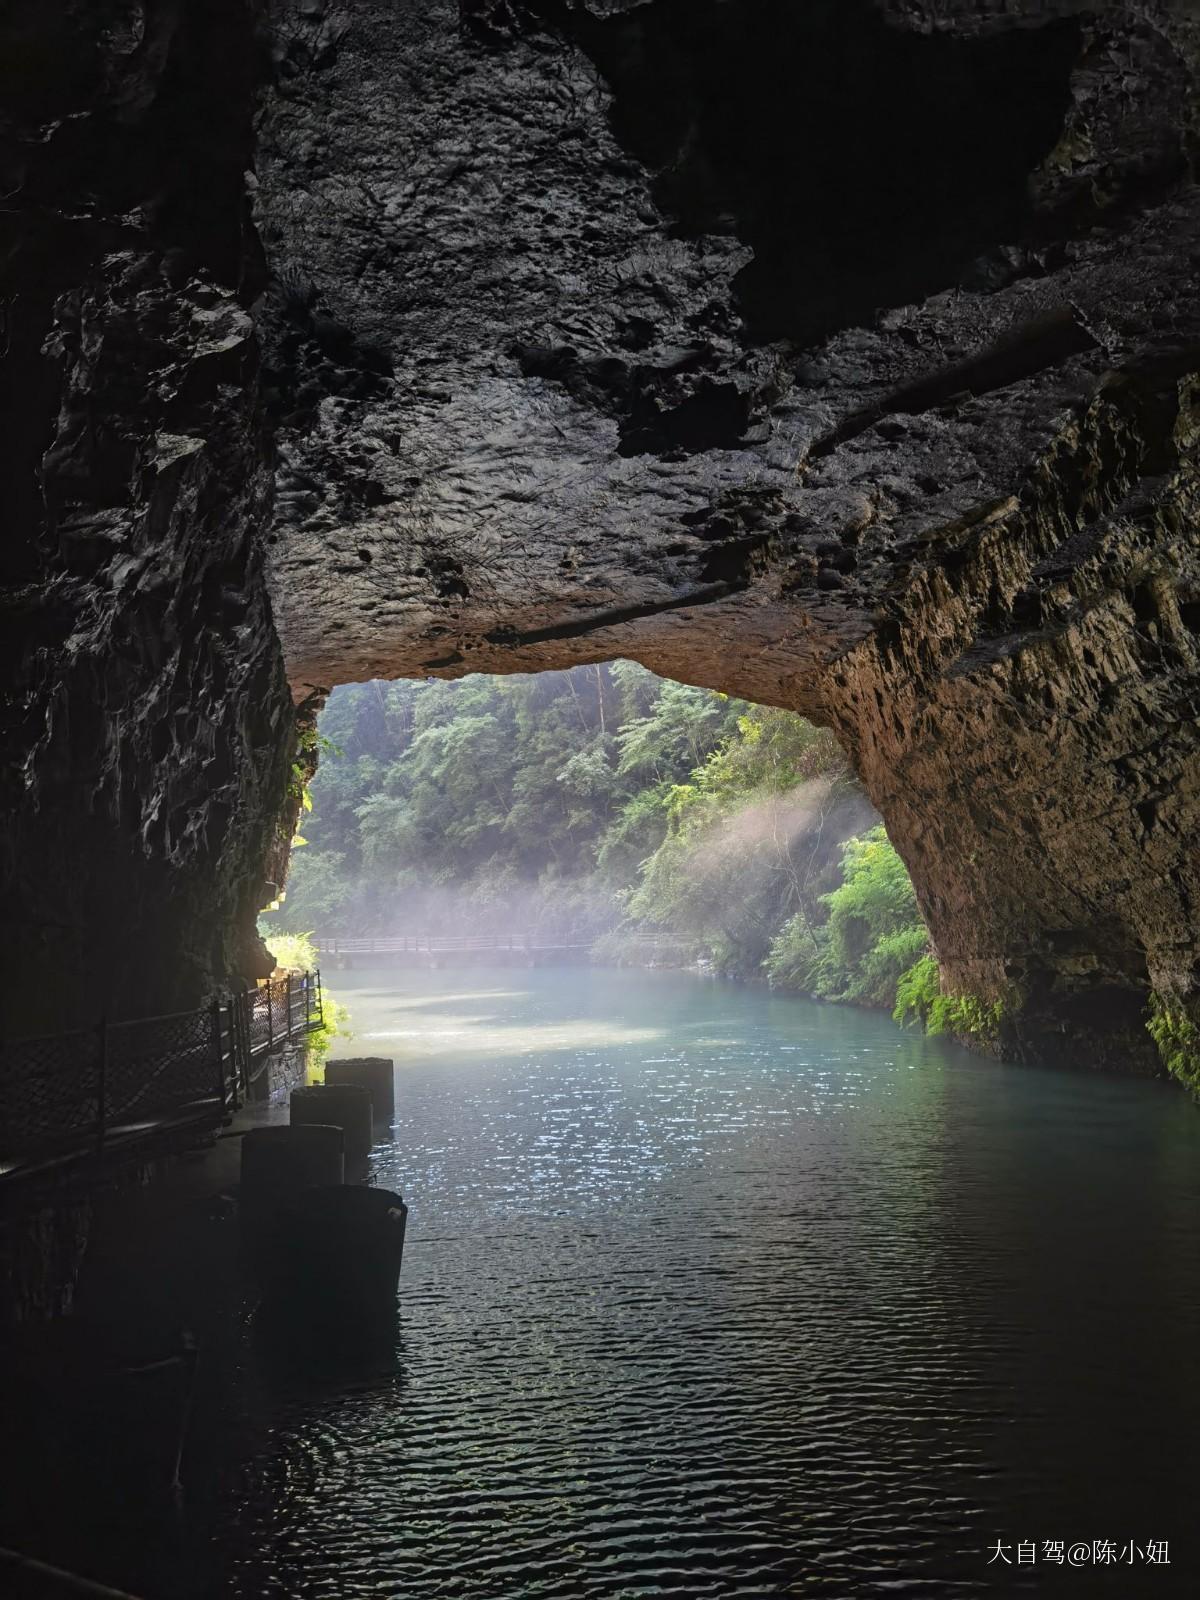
317;931;685;959
317;933;592;955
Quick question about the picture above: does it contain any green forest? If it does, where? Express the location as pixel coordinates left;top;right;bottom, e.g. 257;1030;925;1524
264;663;966;1031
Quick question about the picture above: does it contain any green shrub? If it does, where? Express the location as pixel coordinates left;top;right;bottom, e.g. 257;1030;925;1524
822;827;922;977
307;992;353;1070
1147;994;1200;1093
929;992;1005;1045
856;923;932;1007
767;826;930;1008
893;953;1004;1045
892;953;942;1027
763;914;829;991
260;924;352;1068
261;927;320;974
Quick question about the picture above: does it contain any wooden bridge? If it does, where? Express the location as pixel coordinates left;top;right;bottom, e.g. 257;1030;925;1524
317;933;596;967
316;931;690;969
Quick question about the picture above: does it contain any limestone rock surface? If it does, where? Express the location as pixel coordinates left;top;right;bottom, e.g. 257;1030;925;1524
0;0;294;1029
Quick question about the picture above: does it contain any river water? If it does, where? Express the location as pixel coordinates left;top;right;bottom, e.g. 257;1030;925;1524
220;964;1200;1597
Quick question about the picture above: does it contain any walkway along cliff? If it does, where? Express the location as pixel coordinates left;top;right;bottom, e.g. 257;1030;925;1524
3;1;1200;1079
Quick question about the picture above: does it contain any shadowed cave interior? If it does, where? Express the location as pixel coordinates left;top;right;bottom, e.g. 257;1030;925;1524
4;4;1200;1596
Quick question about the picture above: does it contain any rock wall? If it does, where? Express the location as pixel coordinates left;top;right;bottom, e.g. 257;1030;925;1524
3;0;1200;1073
0;1;295;1033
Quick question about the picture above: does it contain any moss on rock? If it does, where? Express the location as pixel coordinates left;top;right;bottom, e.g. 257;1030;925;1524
894;954;1005;1048
1147;994;1200;1095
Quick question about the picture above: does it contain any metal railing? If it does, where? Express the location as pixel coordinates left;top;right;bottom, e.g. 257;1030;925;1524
0;971;323;1177
240;970;323;1087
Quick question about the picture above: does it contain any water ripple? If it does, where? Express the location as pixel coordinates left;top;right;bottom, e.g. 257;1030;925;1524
218;968;1200;1598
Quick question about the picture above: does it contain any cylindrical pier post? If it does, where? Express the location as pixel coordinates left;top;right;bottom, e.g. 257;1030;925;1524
290;1083;374;1170
323;1057;395;1124
240;1124;345;1256
241;1123;345;1203
264;1185;408;1311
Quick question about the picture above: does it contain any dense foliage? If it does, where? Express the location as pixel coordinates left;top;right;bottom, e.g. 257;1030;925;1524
272;664;740;936
765;826;930;1005
267;664;952;1024
258;928;352;1064
893;954;1004;1045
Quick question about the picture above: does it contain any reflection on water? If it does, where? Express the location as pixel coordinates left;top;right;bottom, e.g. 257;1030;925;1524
221;967;1200;1597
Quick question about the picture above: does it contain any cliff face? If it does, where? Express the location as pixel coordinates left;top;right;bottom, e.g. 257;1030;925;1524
3;0;1200;1068
0;2;294;1031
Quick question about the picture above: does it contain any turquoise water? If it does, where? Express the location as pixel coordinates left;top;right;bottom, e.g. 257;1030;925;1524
224;965;1200;1596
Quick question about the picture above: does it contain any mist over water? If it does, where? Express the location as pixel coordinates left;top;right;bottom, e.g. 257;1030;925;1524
313;778;858;941
216;966;1200;1597
652;775;869;911
271;667;879;962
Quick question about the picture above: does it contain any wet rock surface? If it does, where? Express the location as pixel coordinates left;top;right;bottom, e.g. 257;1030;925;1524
3;0;1200;1060
0;1;294;1030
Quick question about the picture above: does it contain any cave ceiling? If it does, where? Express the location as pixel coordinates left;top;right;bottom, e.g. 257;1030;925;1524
257;0;1199;715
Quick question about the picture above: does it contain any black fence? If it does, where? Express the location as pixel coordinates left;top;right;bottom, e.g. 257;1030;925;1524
0;972;323;1175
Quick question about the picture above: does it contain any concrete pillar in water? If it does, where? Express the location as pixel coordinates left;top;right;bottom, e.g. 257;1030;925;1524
241;1124;345;1207
290;1083;374;1171
324;1057;395;1124
240;1124;345;1258
264;1184;408;1312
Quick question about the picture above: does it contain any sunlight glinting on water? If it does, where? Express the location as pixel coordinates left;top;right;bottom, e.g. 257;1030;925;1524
363;1019;667;1053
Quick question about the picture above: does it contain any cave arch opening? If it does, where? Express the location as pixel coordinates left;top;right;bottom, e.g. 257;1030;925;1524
263;662;907;1030
269;573;1190;1088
